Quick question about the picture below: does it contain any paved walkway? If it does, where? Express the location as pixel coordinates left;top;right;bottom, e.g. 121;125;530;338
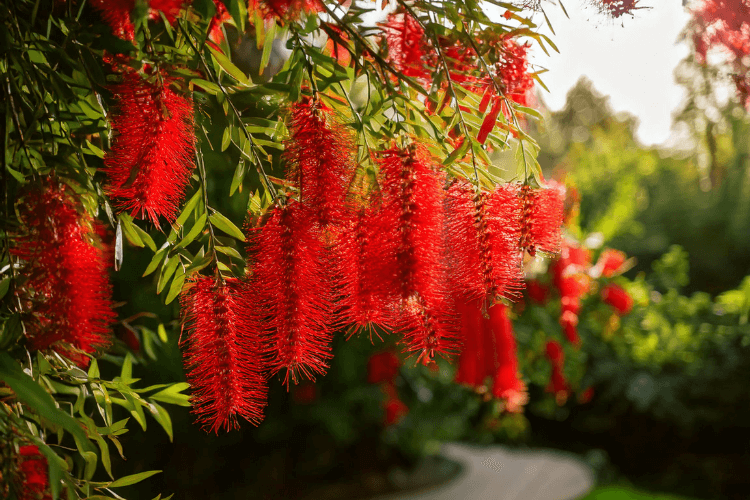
376;443;594;500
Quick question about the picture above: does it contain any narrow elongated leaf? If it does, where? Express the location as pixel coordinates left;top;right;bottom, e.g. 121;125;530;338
0;353;93;451
108;470;162;488
209;211;245;241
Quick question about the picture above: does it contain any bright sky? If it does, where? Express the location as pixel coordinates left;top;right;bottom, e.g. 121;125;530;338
529;1;693;146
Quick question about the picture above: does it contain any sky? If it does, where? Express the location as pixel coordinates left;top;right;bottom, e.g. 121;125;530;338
528;1;693;146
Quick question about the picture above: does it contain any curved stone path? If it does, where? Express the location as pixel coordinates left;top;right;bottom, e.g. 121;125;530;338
376;443;594;500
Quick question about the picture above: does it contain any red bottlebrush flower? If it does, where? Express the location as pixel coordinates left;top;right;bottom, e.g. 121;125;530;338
180;276;267;433
382;10;429;80
377;143;457;362
592;0;643;19
446;180;523;305
526;280;550;304
454;298;487;389
518;181;566;257
367;351;401;384
249;0;323;21
207;0;232;46
336;203;393;332
489;304;527;413
692;0;750;108
17;445;52;500
601;283;633;315
251;202;334;385
560;310;581;347
90;0;136;41
596;248;628;277
12;179;115;361
496;38;534;109
104;72;196;225
284;98;355;227
148;0;187;24
90;0;187;41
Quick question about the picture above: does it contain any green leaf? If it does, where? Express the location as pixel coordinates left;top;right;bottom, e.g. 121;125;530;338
208;45;250;85
165;266;186;305
176;213;207;249
149;401;173;442
176;189;202;228
229;161;247;196
149;382;191;407
121;353;134;381
209;211;245;241
259;22;277;75
119;214;145;248
0;276;11;300
157;324;168;343
108;470;162;488
88;359;100;379
221;127;232;152
133;224;157;252
143;246;169;277
157;255;180;294
0;353;93;452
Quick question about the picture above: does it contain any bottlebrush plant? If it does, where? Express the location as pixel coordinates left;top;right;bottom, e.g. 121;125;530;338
0;0;659;498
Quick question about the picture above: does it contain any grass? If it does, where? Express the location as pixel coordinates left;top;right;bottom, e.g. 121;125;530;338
579;486;702;500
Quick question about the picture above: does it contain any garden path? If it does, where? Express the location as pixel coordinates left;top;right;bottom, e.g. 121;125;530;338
377;443;594;500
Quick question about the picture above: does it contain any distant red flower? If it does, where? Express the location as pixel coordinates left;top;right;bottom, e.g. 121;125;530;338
376;143;458;363
382;383;409;426
12;179;115;362
250;202;334;386
561;295;581;316
519;181;566;257
446;180;523;305
104;72;196;225
545;340;569;404
578;387;595;404
285;98;355;227
601;283;633;315
17;445;51;500
292;381;318;405
526;280;550;304
382;10;429;80
596;248;627;277
367;351;401;384
545;340;564;366
560;310;580;347
181;276;267;433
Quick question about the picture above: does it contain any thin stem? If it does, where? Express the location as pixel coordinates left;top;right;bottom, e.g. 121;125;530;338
194;141;224;283
457;19;531;184
177;20;281;204
399;1;480;186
